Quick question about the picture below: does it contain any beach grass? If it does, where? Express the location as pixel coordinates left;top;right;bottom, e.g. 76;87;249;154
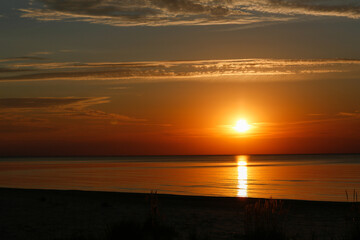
243;198;288;240
63;191;360;240
104;190;178;240
345;189;360;240
3;188;360;240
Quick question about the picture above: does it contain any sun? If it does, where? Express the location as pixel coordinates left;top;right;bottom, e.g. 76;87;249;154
233;119;251;133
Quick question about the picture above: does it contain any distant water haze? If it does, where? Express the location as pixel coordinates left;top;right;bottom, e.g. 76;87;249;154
1;154;360;202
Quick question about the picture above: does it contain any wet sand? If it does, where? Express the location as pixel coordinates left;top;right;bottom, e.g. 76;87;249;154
0;187;355;240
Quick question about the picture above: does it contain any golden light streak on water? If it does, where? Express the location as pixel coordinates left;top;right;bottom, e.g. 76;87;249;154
236;155;248;197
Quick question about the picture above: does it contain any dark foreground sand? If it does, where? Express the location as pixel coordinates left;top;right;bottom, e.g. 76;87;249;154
0;188;355;240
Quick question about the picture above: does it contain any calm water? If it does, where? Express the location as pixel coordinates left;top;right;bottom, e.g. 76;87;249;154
1;154;360;202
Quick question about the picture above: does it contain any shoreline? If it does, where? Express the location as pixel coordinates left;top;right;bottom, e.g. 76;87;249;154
0;186;352;204
2;152;360;158
1;187;356;240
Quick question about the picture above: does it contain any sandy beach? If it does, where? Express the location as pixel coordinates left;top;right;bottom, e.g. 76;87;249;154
0;187;357;240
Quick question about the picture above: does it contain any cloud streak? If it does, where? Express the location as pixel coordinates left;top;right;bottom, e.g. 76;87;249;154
18;0;288;26
0;97;144;125
1;58;360;82
19;0;360;27
0;56;48;63
0;97;108;109
246;0;360;19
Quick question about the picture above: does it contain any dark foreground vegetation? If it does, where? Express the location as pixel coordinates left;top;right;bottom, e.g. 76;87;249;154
65;191;360;240
1;188;359;240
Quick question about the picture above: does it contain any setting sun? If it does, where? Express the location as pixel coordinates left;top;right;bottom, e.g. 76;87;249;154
233;119;251;133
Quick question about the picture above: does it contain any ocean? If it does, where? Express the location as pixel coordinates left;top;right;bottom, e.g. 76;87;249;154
1;154;360;202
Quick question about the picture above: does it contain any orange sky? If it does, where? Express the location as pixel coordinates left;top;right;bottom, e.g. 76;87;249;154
1;61;359;155
1;0;360;156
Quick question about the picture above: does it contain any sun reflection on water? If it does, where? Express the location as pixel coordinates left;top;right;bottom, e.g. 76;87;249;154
237;155;248;197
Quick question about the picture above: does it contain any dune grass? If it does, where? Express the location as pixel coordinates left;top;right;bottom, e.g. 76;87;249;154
104;190;178;240
345;189;360;240
243;198;289;240
58;191;360;240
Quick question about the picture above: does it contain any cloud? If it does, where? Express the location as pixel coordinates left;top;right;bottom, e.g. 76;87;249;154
0;97;105;133
0;97;144;129
244;0;360;19
108;86;130;90
59;49;75;53
18;0;360;27
307;113;325;117
337;111;360;117
1;58;360;82
0;97;108;109
63;108;145;123
0;67;34;73
29;51;53;56
216;111;360;139
0;56;48;63
7;62;78;70
19;0;290;26
161;111;360;139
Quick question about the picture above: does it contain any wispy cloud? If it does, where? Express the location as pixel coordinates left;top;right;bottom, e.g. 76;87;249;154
0;56;48;63
19;0;360;27
337;110;360;117
0;97;144;126
18;0;289;26
108;86;130;90
1;58;360;82
59;49;75;53
8;62;78;70
0;67;34;73
29;51;53;56
0;97;108;109
216;111;360;139
244;0;360;19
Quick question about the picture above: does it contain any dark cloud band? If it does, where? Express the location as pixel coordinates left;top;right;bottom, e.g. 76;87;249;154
1;58;360;82
19;0;360;27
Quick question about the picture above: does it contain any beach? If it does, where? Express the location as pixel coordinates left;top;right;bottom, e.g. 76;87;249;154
0;187;356;240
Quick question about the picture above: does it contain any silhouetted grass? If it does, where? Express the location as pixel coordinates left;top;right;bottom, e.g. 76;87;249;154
103;190;210;240
105;190;178;240
243;198;288;240
345;189;360;240
147;190;161;227
62;190;178;240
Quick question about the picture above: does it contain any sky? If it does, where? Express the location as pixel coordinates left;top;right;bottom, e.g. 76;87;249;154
0;0;360;156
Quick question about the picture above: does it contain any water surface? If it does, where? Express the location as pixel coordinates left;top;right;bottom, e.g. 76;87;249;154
1;154;360;202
